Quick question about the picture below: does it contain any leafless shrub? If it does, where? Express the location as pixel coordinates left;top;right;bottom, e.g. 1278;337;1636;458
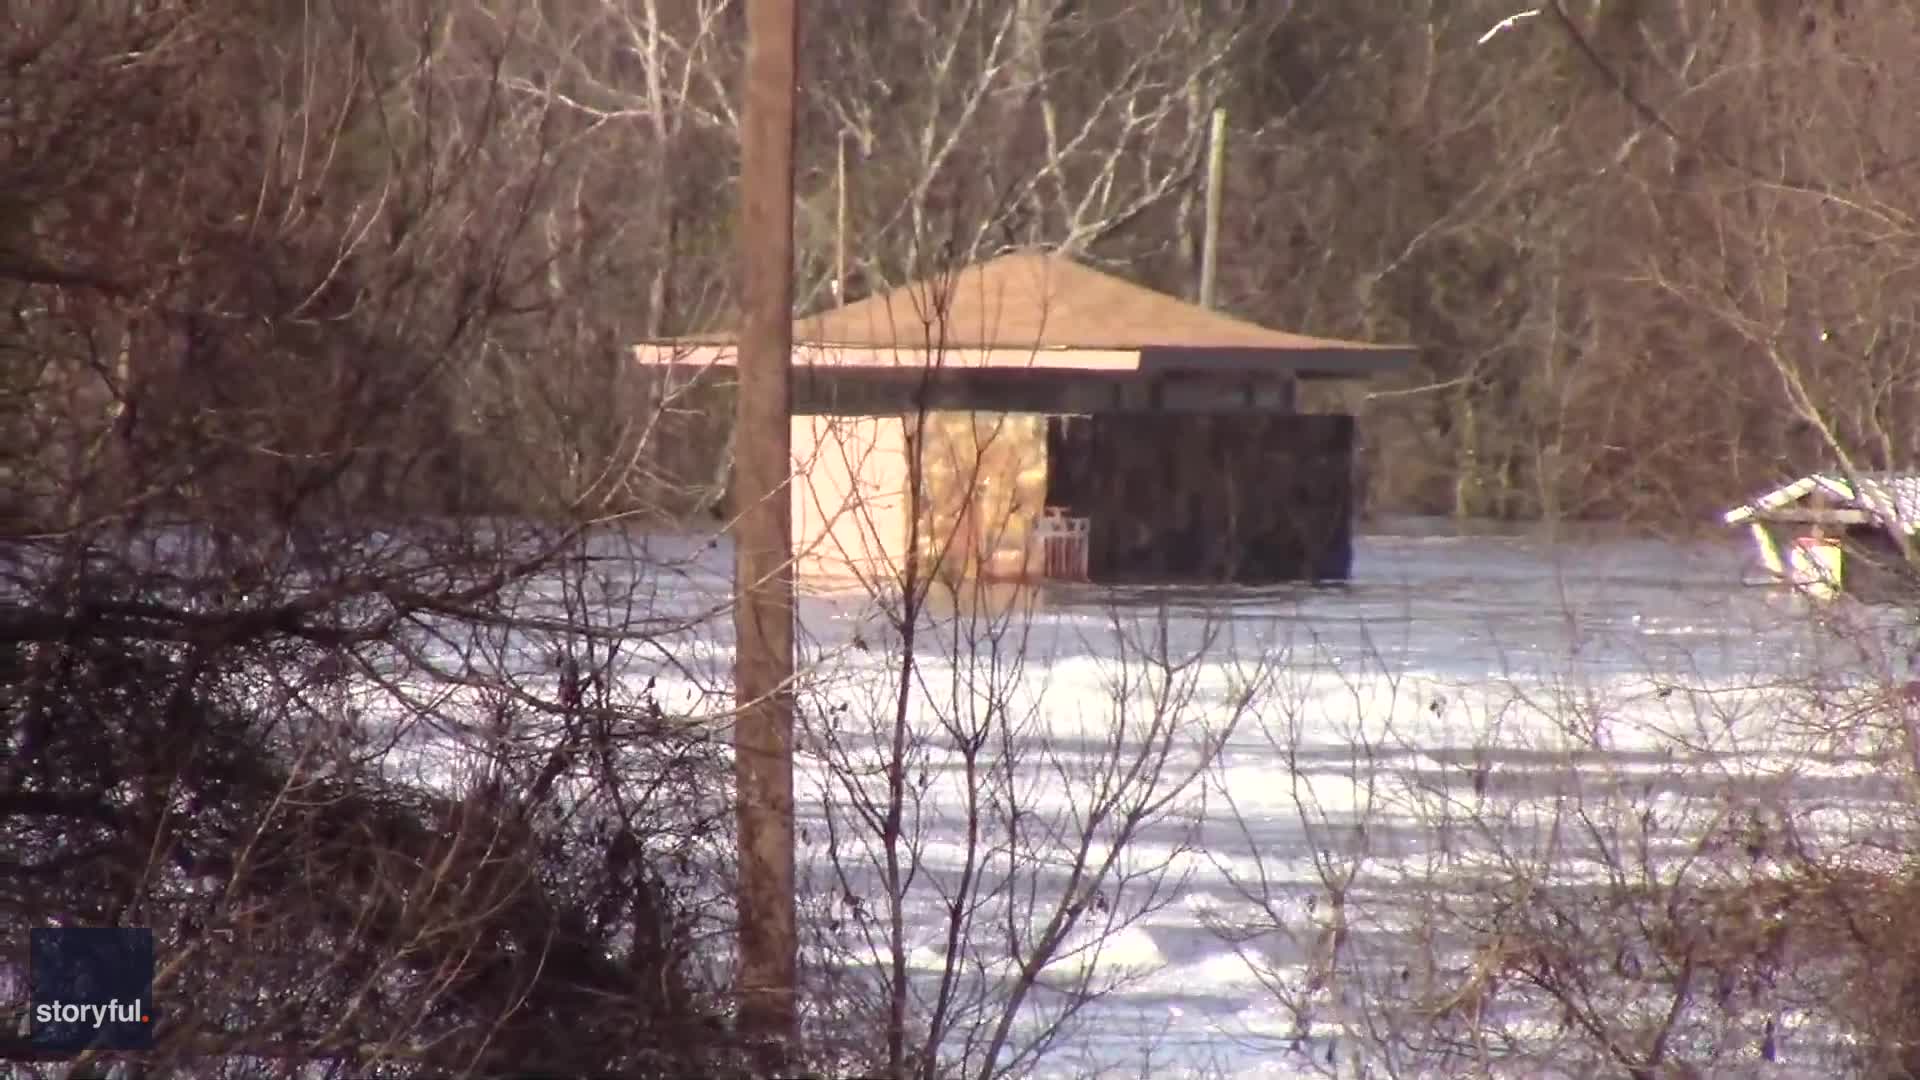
782;262;1274;1079
1209;547;1920;1078
1;2;763;1075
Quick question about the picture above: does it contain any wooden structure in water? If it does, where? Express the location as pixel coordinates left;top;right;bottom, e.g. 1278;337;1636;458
634;252;1414;592
1723;472;1920;601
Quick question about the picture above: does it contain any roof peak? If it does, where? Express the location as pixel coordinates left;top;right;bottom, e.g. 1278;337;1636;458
780;250;1404;354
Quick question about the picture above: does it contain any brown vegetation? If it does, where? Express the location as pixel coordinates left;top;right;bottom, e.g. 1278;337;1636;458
15;1;1920;525
13;1;1920;1077
4;2;748;1074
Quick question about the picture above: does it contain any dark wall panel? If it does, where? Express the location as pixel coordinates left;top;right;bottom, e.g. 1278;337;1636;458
1053;414;1355;584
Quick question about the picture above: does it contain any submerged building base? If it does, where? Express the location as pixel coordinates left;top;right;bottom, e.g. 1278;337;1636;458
785;408;1364;592
1046;413;1356;585
1741;520;1916;603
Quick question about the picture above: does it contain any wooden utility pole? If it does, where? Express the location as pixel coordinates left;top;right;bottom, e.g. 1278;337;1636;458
1198;107;1228;309
735;0;799;1062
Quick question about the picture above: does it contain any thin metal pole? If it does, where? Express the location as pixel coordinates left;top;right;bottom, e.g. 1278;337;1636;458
835;131;848;302
734;0;799;1062
1199;107;1227;309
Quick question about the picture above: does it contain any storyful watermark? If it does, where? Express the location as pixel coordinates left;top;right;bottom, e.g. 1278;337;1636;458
27;927;156;1054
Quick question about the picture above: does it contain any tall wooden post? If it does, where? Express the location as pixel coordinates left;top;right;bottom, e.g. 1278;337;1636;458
735;0;799;1061
1199;107;1227;309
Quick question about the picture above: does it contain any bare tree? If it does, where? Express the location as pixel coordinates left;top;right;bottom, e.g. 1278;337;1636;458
799;0;1259;304
779;260;1268;1080
3;3;760;1074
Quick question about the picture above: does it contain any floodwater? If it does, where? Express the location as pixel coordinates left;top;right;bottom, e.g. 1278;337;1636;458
14;515;1911;1075
372;518;1915;1076
759;520;1916;1078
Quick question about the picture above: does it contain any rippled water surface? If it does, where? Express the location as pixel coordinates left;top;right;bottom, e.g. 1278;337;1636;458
387;518;1914;1076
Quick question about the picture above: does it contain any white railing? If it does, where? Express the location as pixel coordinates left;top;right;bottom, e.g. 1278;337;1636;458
1037;508;1090;581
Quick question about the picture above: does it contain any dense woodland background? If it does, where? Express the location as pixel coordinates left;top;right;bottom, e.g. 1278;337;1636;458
11;4;1920;1068
11;2;1920;1076
11;0;1920;530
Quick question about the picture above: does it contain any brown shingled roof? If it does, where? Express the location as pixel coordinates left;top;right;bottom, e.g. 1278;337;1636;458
679;251;1406;354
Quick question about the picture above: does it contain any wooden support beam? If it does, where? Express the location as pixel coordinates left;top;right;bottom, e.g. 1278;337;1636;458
783;369;1299;416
